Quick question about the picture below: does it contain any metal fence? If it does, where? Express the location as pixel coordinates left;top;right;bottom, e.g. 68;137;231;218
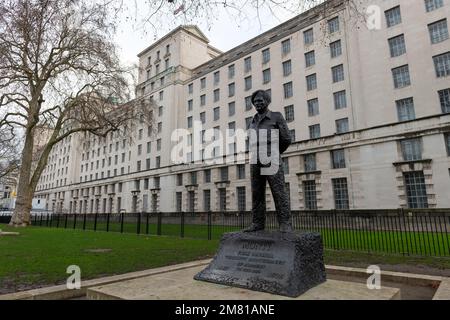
2;209;450;257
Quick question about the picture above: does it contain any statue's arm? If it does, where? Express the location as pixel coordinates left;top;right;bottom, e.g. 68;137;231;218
276;113;292;154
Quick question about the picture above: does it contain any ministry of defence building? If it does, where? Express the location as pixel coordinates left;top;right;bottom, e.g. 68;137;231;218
35;0;450;214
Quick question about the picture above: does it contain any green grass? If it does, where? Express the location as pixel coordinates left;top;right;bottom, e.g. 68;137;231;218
0;224;218;294
1;224;449;294
32;216;450;257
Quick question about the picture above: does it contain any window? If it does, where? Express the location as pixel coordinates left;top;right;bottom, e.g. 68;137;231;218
159;106;164;117
444;133;450;156
330;40;342;58
200;112;206;124
401;138;422;161
187;99;193;112
158;122;162;133
334;91;347;110
200;94;206;106
290;130;296;142
282;39;291;55
284;82;293;99
155;156;160;168
429;19;449;44
237;187;246;212
244;57;252;73
214;107;220;121
245;96;253;111
392;65;411;88
303;181;318;210
146;158;150;170
228;83;235;97
284;105;294;122
262;69;271;84
306;74;317;91
188;83;193;94
332;64;344;83
404;172;428;208
245;117;253;129
396;98;416;121
434;52;450;77
336;118;349;134
159;91;164;101
214;89;220;102
425;0;444;12
220;167;229;181
439;88;450;113
304;154;317;172
304;28;314;45
200;77;206;89
219;188;227;211
262;48;270;64
176;192;182;212
331;149;346;169
328;17;340;33
203;190;211;211
282;60;292;77
305;51;315;67
214;71;220;85
228;102;236;117
282;158;290;174
385;6;402;28
309;124;321;139
308;98;319;117
237;164;246;180
190;172;197;185
160;76;165;86
228;64;235;79
332;178;349;210
245;76;252;91
137;161;141;172
137;144;142;156
204;169;211;183
388;34;406;57
228;121;236;133
157;139;162;151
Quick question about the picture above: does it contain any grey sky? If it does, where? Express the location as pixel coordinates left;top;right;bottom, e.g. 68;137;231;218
114;5;298;66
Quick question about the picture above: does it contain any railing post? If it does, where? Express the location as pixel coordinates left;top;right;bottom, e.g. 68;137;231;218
94;212;98;232
120;211;124;234
181;212;185;238
208;212;212;241
137;212;141;235
106;213;111;232
157;212;162;236
83;213;87;230
146;212;149;235
56;214;60;228
64;214;68;229
73;214;77;229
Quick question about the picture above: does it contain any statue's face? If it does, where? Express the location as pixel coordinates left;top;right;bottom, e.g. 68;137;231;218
253;93;268;114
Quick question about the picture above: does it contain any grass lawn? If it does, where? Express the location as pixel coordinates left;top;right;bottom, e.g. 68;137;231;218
34;216;450;256
1;224;449;295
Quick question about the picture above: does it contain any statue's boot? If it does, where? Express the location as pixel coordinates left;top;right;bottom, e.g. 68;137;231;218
279;222;293;233
243;224;265;233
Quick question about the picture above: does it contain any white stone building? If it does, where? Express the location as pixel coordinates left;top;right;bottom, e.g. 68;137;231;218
35;0;450;213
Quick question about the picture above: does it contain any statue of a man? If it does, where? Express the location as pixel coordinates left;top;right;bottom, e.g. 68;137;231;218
244;90;293;233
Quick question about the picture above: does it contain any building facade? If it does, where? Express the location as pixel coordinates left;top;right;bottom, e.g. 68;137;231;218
35;0;450;213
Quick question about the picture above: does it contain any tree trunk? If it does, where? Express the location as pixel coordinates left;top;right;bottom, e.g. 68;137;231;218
9;127;35;227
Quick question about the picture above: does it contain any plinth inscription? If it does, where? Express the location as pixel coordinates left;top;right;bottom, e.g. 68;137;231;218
195;231;327;297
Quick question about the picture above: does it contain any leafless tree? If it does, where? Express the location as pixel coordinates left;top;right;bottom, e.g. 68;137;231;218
0;127;20;182
121;0;365;37
0;0;153;227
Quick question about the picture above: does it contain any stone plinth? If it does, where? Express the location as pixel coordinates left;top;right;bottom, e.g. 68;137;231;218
86;265;401;300
194;231;326;297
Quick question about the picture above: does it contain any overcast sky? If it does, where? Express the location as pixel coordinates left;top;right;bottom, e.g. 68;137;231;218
114;5;298;67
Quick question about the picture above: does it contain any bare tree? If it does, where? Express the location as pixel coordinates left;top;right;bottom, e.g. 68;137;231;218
0;0;153;227
121;0;364;36
0;127;20;182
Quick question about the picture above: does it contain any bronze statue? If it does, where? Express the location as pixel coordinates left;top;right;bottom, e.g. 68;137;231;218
244;90;293;233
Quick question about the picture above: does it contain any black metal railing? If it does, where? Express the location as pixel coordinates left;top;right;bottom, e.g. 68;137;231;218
2;209;450;257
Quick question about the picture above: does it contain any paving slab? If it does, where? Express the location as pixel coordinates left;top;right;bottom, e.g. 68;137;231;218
87;265;401;300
